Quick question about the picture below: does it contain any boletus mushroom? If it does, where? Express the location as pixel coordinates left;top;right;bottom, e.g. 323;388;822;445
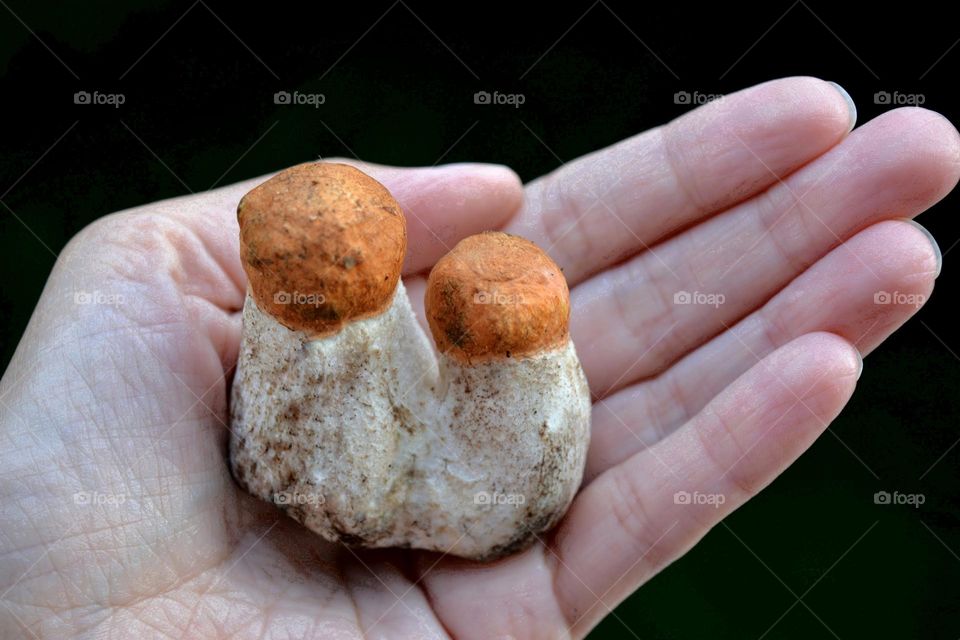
230;161;591;561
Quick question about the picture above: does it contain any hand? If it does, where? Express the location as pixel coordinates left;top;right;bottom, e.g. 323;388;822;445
1;77;956;639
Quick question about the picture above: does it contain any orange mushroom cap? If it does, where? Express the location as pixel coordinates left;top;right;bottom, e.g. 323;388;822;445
426;232;570;363
238;162;406;336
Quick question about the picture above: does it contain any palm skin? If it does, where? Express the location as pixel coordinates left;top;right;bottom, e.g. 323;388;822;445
1;77;957;639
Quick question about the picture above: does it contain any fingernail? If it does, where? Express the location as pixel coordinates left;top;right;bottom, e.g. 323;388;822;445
897;218;942;278
855;349;863;381
828;81;857;133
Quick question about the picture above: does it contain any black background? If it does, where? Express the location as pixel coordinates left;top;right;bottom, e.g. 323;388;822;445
1;1;958;637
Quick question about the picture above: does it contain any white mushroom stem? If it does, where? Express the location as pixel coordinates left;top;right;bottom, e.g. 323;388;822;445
230;282;591;560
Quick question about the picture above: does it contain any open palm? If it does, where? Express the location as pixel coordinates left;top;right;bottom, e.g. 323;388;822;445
2;77;957;639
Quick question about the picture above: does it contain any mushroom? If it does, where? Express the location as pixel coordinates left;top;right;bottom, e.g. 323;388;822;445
230;162;591;560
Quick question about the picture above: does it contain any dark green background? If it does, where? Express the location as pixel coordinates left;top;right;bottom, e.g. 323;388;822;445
1;1;958;637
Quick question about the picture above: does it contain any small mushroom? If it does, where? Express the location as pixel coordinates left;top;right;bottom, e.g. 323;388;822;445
230;162;591;560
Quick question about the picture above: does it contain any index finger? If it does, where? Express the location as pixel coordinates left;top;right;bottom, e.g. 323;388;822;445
503;76;854;285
